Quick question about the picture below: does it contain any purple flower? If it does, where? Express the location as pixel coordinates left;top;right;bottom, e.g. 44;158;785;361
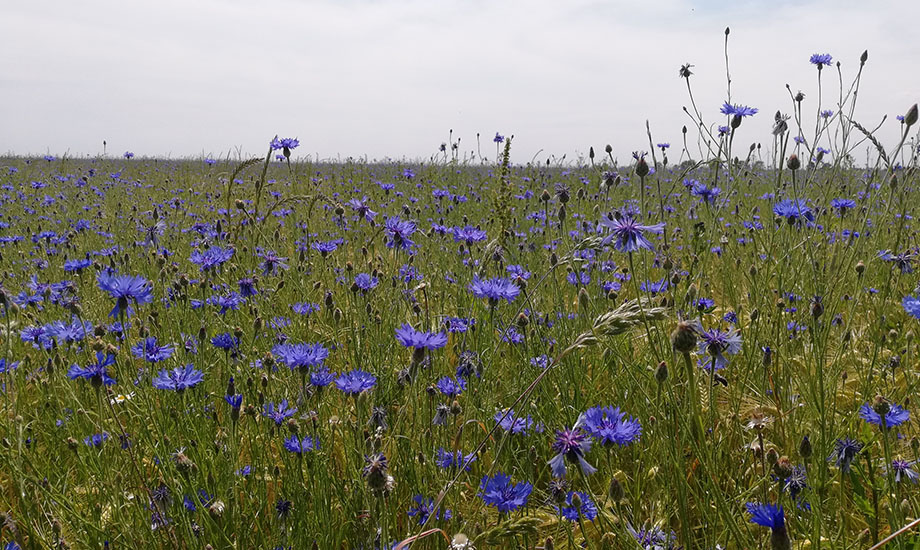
436;376;466;397
698;327;742;370
746;502;785;530
97;270;153;318
581;406;642;447
558;491;597;522
283;435;319;454
810;53;833;67
478;473;532;514
598;214;665;253
890;460;919;483
435;448;476;471
353;273;378;292
189;246;234;272
335;369;377;395
495;409;542;435
903;295;920;319
272;342;329;371
152;364;204;391
270;137;300;151
67;352;117;387
347;197;377;221
395;323;448;350
263;399;297;425
829;437;863;473
131;337;175;363
407;495;452;525
469;277;520;305
859;402;910;429
256;249;289;276
548;427;596;478
773;199;814;225
720;102;759;117
384;216;417;251
451;225;487;245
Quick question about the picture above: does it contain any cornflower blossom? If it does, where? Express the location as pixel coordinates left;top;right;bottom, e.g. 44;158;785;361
335;369;377;396
557;491;597;522
720;102;759;117
152;365;204;392
829;437;863;473
859;402;910;429
263;400;297;425
395;324;448;350
283;435;319;454
810;53;833;67
407;495;452;525
272;342;329;371
598;214;665;253
97;270;153;318
698;327;743;370
189;246;234;272
746;502;790;550
581;406;642;447
131;337;175;363
478;473;532;514
67;352;117;387
384;216;417;251
548;426;597;478
469;277;520;305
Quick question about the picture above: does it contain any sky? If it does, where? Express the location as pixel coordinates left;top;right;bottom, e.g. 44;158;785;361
1;0;918;165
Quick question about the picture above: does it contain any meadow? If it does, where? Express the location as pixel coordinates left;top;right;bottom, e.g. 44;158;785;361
2;44;920;550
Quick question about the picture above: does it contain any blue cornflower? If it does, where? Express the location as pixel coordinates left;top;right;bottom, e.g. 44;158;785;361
131;337;174;363
256;249;289;276
207;292;245;315
436;376;466;397
384;216;417;251
640;278;669;294
407;495;452;525
395;323;448;349
211;333;240;352
83;432;109;447
310;367;336;388
347;197;377;221
506;264;531;282
67;352;117;387
495;409;542;435
0;359;19;374
272;342;329;371
810;53;833;67
558;491;597;522
829;437;863;473
880;250;914;274
581;406;642;447
903;295;920;319
691;182;721;203
830;198;856;214
773;199;814;225
63;258;92;273
598;214;665;253
263;399;297;425
720;102;759;117
283;435;319;454
451;225;487;245
353;273;378;292
821;109;834;118
189;246;234;272
435;448;476;471
746;501;785;529
549;427;596;478
291;302;320;316
890;460;919;483
238;277;258;297
335;369;377;395
469;277;520;305
493;132;504;143
698;327;743;370
629;526;679;550
478;473;532;514
270;137;299;151
224;394;243;409
152;365;204;391
859;402;910;429
97;270;153;318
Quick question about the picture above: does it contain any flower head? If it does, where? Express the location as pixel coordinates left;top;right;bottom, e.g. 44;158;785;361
395;324;448;350
131;337;175;363
407;495;452;525
903;295;920;319
598;214;665;253
549;427;596;478
67;352;117;387
581;406;642;447
558;491;597;522
272;342;329;371
859;402;910;429
698;327;743;370
478;473;532;514
152;364;204;391
469;277;520;305
810;53;833;67
773;199;814;225
97;271;153;318
829;437;863;473
721;102;759;117
283;435;319;454
263;399;297;425
335;369;377;396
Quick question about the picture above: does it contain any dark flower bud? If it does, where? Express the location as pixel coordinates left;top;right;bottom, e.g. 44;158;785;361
589;147;595;160
773;456;793;479
605;144;613;154
655;361;668;384
544;537;555;550
905;104;918;128
731;114;743;129
855;261;865;275
786;154;800;171
608;477;624;503
635;156;649;178
766;447;779;466
540;189;551;202
799;435;812;458
670;321;698;354
450;400;463;416
872;395;891;417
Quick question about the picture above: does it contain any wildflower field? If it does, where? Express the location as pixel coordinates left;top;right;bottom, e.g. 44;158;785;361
2;44;920;550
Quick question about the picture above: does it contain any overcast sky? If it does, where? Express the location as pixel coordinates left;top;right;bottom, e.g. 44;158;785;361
1;0;917;164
